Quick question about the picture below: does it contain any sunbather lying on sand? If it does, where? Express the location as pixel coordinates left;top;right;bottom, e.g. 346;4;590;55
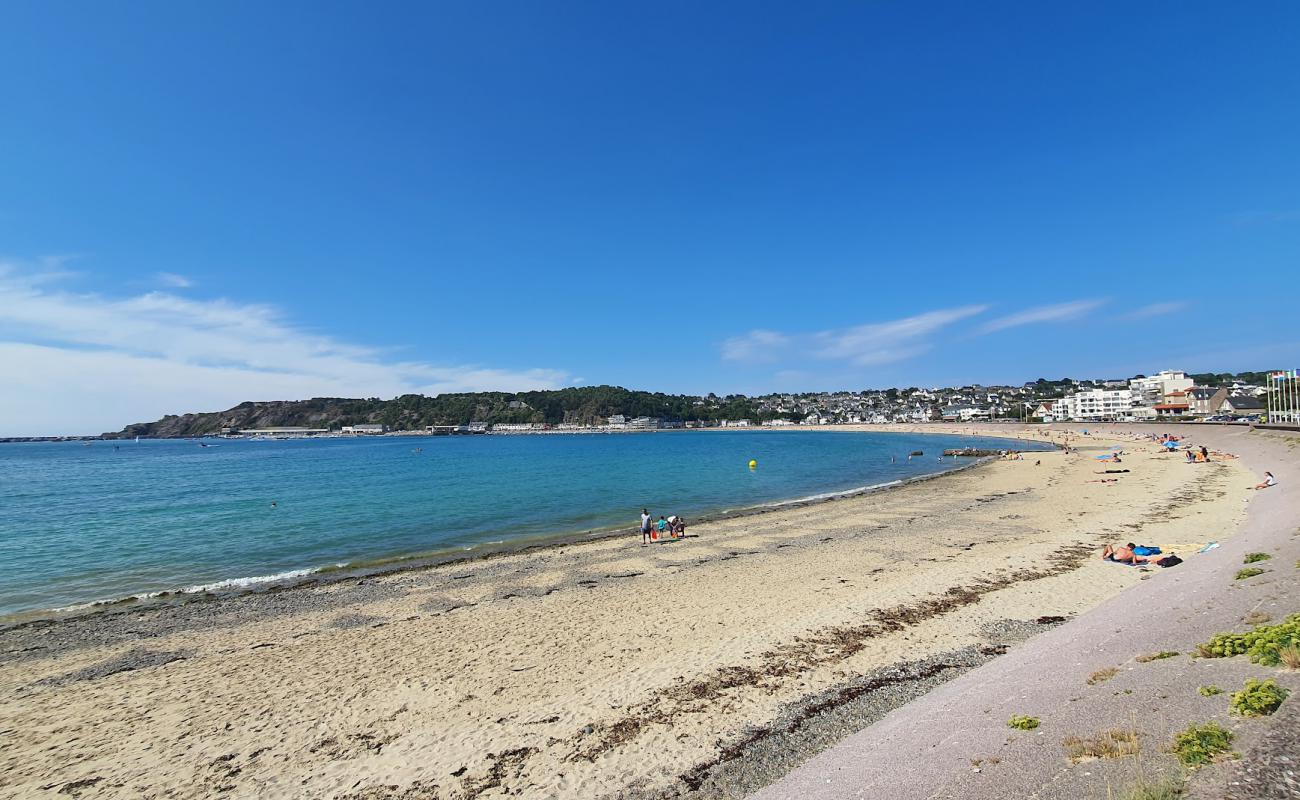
1101;544;1152;565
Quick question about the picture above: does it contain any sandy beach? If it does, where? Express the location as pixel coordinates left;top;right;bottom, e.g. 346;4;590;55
0;425;1259;799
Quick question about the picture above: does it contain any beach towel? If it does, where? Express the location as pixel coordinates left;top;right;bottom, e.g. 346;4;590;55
1133;546;1161;556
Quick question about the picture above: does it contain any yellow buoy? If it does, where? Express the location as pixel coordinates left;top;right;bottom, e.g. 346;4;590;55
748;459;757;469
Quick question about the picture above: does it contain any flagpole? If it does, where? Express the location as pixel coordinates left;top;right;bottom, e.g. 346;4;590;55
1267;373;1273;422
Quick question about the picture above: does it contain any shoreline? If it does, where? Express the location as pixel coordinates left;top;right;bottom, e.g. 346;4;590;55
4;424;1227;800
1;429;1050;629
753;423;1297;800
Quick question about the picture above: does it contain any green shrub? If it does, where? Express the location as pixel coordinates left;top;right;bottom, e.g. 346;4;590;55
1230;678;1289;717
1243;552;1272;564
1198;685;1222;697
1235;568;1265;580
1007;715;1040;730
1198;613;1300;666
1169;721;1234;766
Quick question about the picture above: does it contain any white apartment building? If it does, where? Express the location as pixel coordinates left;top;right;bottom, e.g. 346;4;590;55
1129;370;1193;407
1054;388;1134;421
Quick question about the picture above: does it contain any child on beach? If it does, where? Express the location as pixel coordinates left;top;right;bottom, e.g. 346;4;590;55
1252;471;1277;490
641;509;651;544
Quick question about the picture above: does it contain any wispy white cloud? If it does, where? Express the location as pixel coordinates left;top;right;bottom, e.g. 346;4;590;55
1124;301;1189;320
721;305;988;369
721;329;791;363
812;306;989;366
979;299;1107;333
0;261;569;436
155;271;194;288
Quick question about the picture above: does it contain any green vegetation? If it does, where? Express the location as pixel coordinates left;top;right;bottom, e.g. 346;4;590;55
1007;715;1040;730
1087;666;1119;685
1063;728;1139;761
1198;614;1300;666
1230;678;1289;717
1135;651;1179;663
1189;371;1273;387
1235;568;1266;580
1197;685;1222;697
1243;552;1272;564
1169;721;1234;766
108;386;785;437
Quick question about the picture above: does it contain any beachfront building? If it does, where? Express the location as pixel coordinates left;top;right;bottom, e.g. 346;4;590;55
1187;386;1228;417
1129;370;1193;408
1219;395;1265;417
940;404;988;422
628;416;662;429
1153;389;1191;418
719;419;752;427
1052;388;1134;421
340;424;386;435
241;427;331;437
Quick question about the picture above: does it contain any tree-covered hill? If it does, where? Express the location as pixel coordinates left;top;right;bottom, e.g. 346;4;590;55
104;386;769;438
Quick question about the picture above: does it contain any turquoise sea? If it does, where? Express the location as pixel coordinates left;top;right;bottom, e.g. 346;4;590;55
0;430;1052;619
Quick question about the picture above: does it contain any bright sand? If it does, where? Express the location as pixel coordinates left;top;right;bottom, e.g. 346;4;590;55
0;426;1254;799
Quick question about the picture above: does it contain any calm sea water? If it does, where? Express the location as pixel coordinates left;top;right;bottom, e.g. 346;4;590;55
0;430;1051;618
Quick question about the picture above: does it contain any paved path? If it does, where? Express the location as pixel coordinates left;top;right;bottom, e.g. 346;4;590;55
751;424;1299;800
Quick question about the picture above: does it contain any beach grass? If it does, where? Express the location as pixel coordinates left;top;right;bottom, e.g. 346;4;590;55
1063;728;1140;761
1135;651;1179;663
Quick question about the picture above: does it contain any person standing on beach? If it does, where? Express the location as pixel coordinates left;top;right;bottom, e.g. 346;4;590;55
641;509;651;544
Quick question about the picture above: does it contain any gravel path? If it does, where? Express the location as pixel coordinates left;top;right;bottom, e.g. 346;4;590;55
750;424;1300;800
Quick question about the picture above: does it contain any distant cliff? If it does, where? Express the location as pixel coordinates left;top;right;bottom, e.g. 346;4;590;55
104;387;769;438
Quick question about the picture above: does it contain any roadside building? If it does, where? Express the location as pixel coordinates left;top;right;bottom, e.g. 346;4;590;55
1187;387;1228;417
1219;395;1265;416
1053;388;1134;421
1129;370;1194;408
341;424;386;435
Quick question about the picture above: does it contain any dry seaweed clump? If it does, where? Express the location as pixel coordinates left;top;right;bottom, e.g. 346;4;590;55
1197;685;1222;697
1007;715;1040;730
1229;678;1289;717
1234;567;1265;580
1197;613;1300;665
1087;666;1119;685
1169;721;1234;767
1242;552;1272;564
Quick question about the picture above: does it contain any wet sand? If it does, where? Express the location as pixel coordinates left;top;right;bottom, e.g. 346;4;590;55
0;426;1253;799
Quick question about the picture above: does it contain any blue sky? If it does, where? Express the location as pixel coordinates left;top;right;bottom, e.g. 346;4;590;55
2;2;1298;435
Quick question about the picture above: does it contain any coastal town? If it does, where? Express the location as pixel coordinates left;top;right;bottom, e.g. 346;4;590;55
226;368;1288;437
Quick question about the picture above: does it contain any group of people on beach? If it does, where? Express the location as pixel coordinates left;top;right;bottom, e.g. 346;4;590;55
640;509;686;543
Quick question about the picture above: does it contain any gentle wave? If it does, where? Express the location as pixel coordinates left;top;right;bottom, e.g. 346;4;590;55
179;568;322;594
